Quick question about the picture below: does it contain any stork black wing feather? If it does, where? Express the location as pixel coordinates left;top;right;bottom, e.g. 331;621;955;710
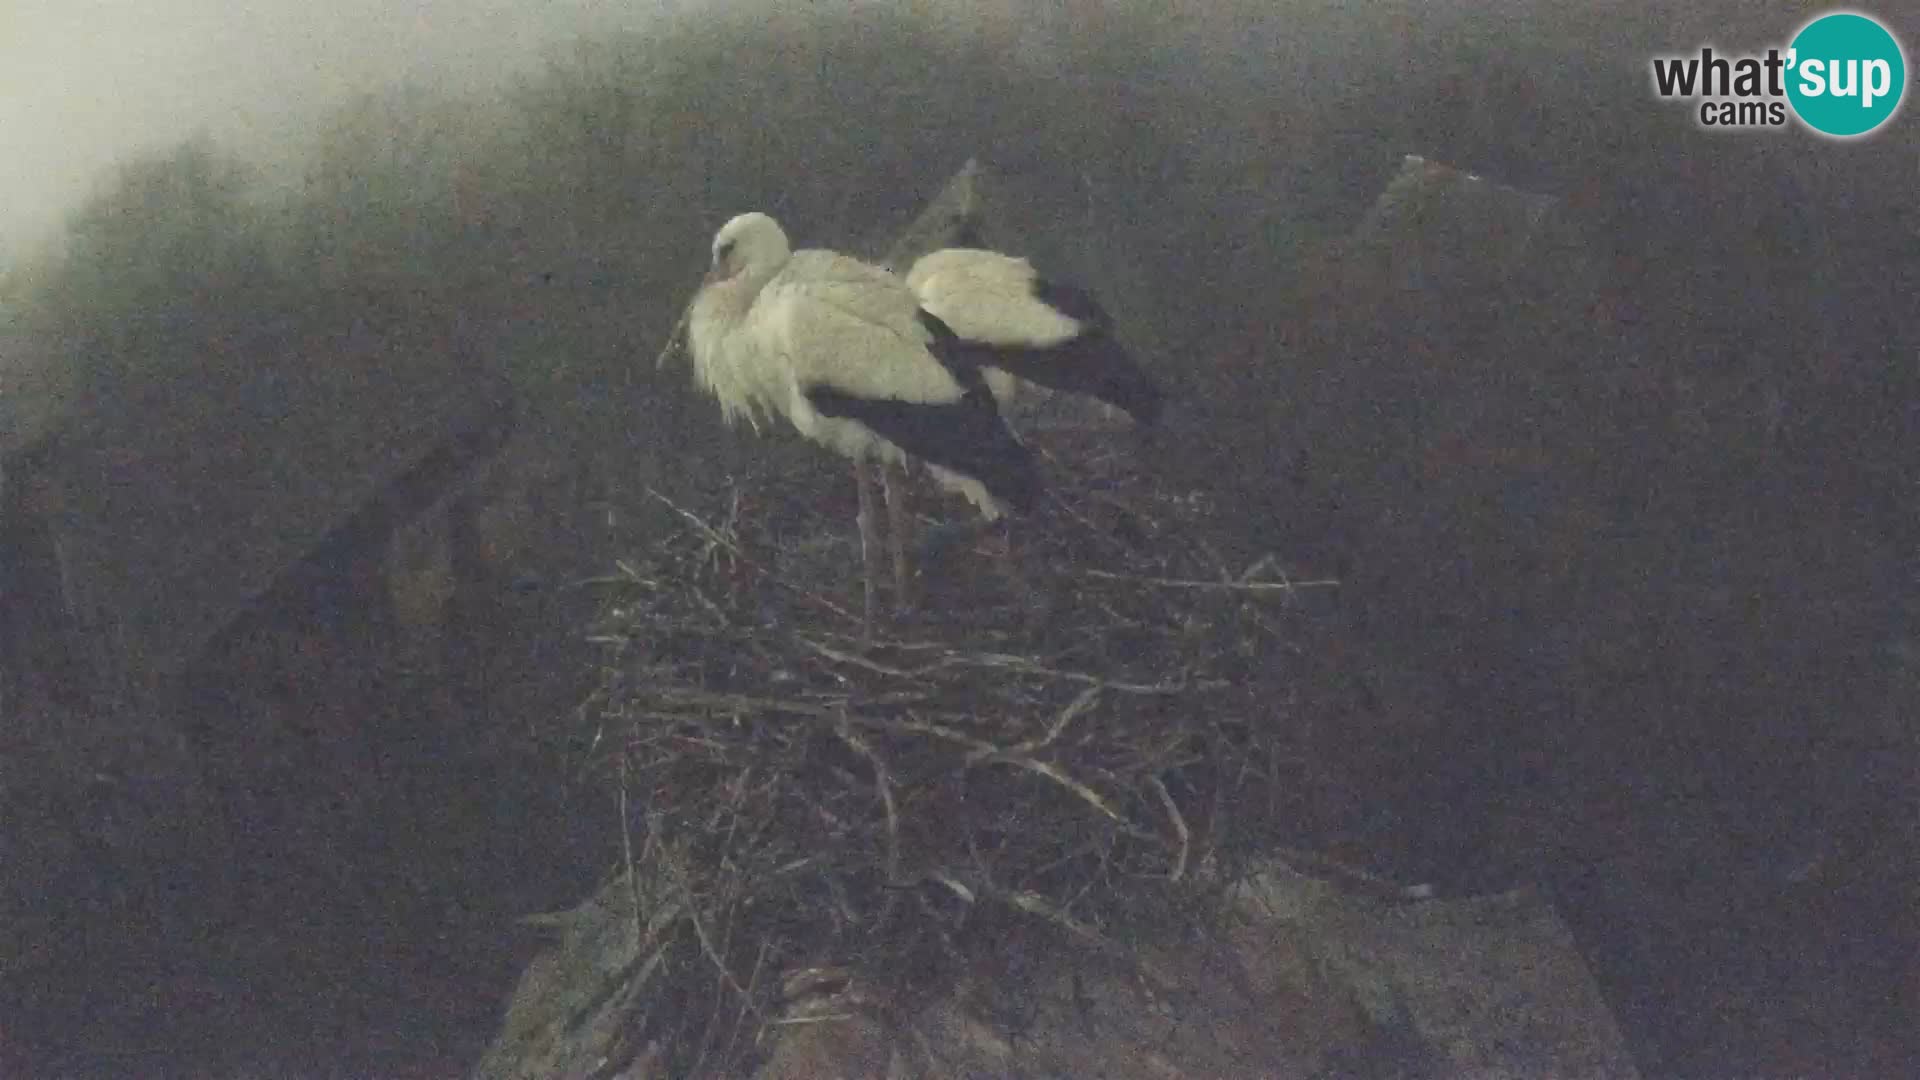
806;310;1037;512
973;334;1165;427
803;385;1040;514
1030;277;1114;331
914;309;997;404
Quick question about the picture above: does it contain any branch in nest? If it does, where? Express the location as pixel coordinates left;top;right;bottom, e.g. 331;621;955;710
655;296;695;371
796;636;920;678
1002;890;1119;956
1006;684;1102;756
646;490;742;557
642;488;865;628
806;641;1191;696
649;687;842;720
1066;569;1342;593
834;717;902;885
1148;775;1190;883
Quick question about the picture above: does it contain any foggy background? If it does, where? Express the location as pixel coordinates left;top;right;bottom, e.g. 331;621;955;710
8;0;1908;259
5;1;1916;259
3;0;1917;1076
1;0;661;260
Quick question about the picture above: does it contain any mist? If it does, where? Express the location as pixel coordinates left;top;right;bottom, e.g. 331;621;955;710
4;0;1912;263
2;1;1916;1076
0;0;678;258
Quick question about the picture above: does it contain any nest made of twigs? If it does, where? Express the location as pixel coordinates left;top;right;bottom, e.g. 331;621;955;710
572;421;1339;1076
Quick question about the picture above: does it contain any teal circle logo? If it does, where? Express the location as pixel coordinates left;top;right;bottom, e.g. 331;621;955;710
1786;12;1907;137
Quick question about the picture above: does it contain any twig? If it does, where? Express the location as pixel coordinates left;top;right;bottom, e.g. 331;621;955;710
719;932;770;1065
969;750;1154;843
806;640;1177;694
621;755;644;944
652;688;842;719
643;488;865;628
646;490;742;557
1236;553;1283;583
880;714;1007;756
769;1012;859;1026
956;652;1187;694
797;636;919;678
1066;568;1341;593
1003;890;1120;956
682;872;748;1003
835;717;902;885
1008;684;1103;755
655;297;695;371
1148;775;1190;883
922;868;977;905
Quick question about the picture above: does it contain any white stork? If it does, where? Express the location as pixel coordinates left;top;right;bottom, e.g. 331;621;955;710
905;247;1163;426
883;245;1163;567
686;212;1038;635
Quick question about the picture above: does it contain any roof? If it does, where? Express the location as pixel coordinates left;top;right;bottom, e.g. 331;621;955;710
1328;154;1600;308
18;317;512;695
870;158;1117;280
1270;154;1611;578
869;158;995;271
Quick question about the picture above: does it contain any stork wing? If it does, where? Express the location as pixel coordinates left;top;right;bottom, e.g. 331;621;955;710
907;249;1160;425
752;251;1036;511
755;250;971;406
908;249;1082;349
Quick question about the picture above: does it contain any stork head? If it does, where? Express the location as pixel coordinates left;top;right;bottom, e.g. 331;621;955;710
704;211;790;288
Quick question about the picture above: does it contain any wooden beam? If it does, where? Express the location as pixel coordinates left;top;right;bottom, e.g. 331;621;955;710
879;158;989;272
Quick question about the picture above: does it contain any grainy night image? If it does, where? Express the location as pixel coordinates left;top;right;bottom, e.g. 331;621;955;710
2;2;1915;1076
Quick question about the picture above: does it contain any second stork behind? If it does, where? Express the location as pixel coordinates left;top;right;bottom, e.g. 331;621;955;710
906;247;1163;426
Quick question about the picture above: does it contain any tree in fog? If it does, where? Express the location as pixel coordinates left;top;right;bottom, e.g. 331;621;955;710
41;137;276;390
291;86;493;306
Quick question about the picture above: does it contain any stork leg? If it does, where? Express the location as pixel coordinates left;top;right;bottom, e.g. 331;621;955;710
990;518;1047;629
853;459;884;643
882;461;915;613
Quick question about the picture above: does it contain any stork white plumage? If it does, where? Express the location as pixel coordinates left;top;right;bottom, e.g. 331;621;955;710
686;212;1038;635
905;247;1163;426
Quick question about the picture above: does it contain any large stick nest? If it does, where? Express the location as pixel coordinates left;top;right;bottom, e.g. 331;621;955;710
574;420;1340;1075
